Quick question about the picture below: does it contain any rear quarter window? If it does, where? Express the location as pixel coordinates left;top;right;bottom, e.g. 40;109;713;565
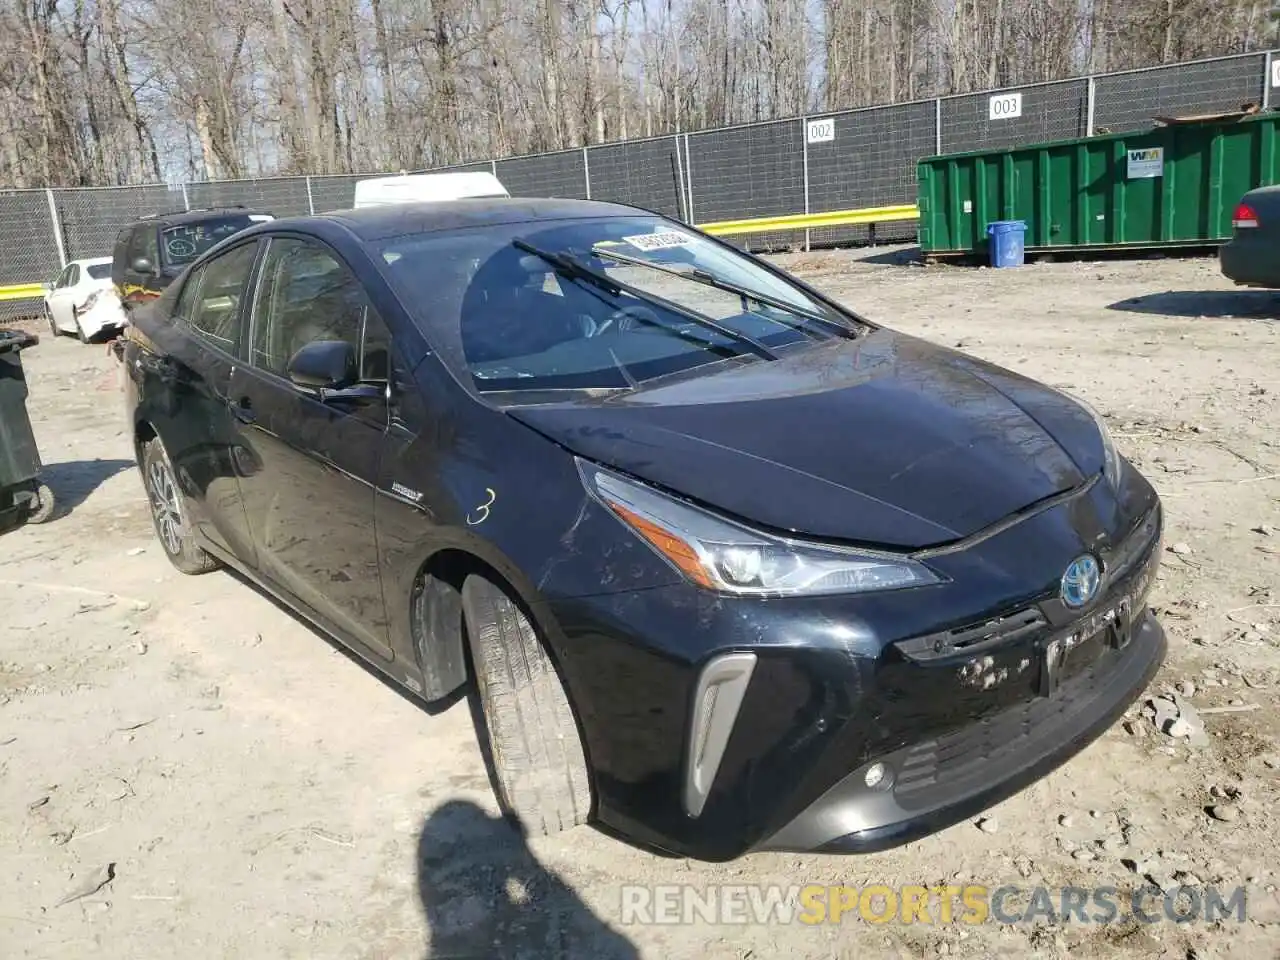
174;270;203;322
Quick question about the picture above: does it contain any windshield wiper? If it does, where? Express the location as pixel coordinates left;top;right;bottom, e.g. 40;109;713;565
512;239;778;362
591;246;858;340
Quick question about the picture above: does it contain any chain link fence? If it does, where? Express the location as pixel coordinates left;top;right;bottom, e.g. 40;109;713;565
1094;53;1266;135
939;78;1091;154
2;49;1275;294
187;176;312;219
0;191;61;287
54;185;186;265
497;149;588;199
583;136;685;217
808;99;938;247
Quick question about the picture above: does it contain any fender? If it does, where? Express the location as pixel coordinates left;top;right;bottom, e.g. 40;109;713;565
375;386;682;701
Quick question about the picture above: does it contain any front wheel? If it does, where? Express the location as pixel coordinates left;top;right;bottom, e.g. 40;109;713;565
140;437;220;575
45;307;59;338
462;573;591;836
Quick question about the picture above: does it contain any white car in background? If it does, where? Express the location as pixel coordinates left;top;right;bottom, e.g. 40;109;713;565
44;257;128;343
350;171;509;208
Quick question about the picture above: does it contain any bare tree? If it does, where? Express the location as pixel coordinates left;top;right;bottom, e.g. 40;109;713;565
0;0;1275;189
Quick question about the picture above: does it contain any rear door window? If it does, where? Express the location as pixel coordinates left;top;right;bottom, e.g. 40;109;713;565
174;269;204;322
181;242;260;352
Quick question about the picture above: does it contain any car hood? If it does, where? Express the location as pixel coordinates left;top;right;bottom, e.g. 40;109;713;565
508;331;1096;549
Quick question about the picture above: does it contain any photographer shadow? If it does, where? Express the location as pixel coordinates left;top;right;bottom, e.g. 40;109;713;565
416;800;639;960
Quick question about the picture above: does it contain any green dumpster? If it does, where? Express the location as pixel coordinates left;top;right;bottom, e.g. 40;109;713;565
917;112;1280;257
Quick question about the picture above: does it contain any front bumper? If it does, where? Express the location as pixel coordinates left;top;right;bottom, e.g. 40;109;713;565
543;464;1164;862
757;610;1164;853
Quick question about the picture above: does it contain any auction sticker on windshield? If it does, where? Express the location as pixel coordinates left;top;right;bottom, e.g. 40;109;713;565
623;231;694;252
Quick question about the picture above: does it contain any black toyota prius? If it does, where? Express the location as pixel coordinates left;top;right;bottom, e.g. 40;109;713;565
116;198;1165;862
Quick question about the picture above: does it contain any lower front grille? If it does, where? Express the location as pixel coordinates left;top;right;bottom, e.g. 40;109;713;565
893;632;1125;809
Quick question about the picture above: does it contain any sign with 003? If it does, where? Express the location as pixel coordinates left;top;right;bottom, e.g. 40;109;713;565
988;92;1022;120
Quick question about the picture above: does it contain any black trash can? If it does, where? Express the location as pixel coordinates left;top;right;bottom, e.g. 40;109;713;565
0;329;54;526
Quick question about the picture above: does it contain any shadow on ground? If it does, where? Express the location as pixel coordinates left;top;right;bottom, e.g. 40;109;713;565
417;800;639;960
0;459;134;532
41;458;134;510
218;565;466;716
1107;289;1280;319
858;245;924;266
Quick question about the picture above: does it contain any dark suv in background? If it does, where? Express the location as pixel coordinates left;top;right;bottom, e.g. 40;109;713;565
112;207;273;315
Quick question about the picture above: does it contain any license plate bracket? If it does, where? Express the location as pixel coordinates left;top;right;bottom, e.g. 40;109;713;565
1109;599;1133;650
1038;598;1130;697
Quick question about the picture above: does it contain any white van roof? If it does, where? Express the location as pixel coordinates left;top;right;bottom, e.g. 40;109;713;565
351;172;510;208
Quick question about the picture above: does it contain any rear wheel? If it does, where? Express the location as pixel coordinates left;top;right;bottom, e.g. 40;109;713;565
140;437;220;575
74;316;88;344
461;573;591;836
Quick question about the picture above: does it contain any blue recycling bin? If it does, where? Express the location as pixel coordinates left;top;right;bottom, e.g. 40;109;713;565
986;220;1026;268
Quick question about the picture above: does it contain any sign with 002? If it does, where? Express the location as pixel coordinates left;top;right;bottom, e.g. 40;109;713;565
806;119;835;144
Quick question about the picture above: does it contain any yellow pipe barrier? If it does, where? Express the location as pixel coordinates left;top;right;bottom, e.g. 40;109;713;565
697;204;920;237
0;203;921;304
0;283;47;303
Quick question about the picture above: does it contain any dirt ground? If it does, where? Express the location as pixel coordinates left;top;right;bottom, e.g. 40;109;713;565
2;247;1280;960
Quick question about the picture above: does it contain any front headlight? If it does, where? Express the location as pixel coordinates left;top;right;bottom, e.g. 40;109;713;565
580;461;942;597
1064;392;1121;490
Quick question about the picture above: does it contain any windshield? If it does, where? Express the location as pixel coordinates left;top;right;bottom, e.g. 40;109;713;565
375;216;858;398
162;216;259;267
85;263;111;280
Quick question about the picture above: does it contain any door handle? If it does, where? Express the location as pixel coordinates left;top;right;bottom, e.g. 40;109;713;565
229;396;256;424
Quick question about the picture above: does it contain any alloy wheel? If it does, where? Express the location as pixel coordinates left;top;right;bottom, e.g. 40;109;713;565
147;460;184;555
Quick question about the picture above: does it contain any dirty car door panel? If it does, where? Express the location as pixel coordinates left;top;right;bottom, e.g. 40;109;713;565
135;242;261;566
230;236;393;659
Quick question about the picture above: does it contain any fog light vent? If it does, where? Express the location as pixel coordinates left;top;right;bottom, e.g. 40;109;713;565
684;652;757;818
694;684;720;767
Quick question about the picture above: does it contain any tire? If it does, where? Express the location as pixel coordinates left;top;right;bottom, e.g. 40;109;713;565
45;307;59;338
140;437;220;575
75;317;88;344
461;573;591;836
26;484;55;524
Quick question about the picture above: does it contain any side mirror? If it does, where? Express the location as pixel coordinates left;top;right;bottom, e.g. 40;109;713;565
131;257;155;275
287;339;357;391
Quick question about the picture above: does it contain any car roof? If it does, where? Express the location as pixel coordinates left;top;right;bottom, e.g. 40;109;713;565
130;207;271;229
295;197;648;243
